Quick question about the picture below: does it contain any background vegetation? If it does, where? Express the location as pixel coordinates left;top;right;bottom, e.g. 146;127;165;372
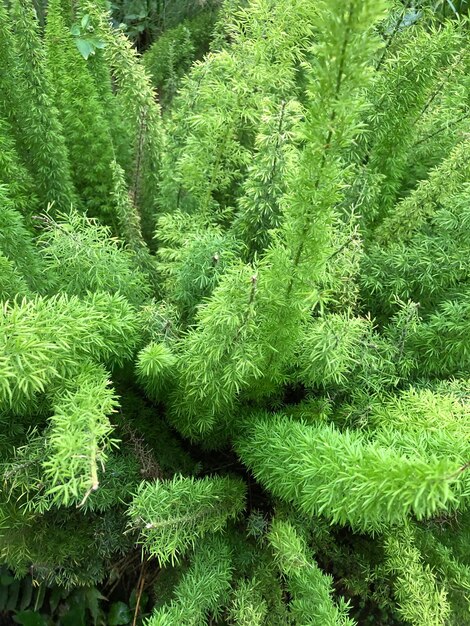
0;0;470;624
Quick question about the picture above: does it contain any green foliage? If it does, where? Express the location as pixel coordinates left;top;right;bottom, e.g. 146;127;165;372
111;0;220;48
128;475;246;564
155;0;320;221
362;140;470;315
227;578;268;626
45;0;116;220
110;160;160;291
0;567;111;623
407;291;470;377
42;363;119;507
156;210;240;321
8;0;77;211
362;385;470;462
136;341;177;400
0;253;31;301
375;137;470;245
236;413;470;532
143;10;217;106
0;291;140;413
268;518;354;625
147;534;232;625
360;21;465;223
294;314;373;389
0;121;37;218
37;209;152;305
0;505;131;587
384;524;451;625
0;192;42;290
85;0;165;245
231;99;301;260
2;0;470;624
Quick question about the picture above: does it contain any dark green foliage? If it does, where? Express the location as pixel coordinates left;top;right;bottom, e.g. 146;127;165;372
231;99;301;261
85;0;165;246
0;191;43;290
111;0;221;49
111;159;160;291
8;0;77;211
143;10;217;106
0;253;31;300
0;121;38;218
45;0;116;220
2;1;470;625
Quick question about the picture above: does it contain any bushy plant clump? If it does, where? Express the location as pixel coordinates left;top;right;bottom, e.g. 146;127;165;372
0;1;470;624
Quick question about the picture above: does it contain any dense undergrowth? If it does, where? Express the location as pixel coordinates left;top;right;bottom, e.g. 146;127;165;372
1;0;470;624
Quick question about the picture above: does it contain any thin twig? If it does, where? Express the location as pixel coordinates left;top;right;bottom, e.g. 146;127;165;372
412;109;469;148
376;0;414;71
132;560;147;626
132;106;148;209
445;461;470;481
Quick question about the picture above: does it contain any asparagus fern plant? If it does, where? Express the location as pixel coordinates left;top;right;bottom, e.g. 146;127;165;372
0;1;470;624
